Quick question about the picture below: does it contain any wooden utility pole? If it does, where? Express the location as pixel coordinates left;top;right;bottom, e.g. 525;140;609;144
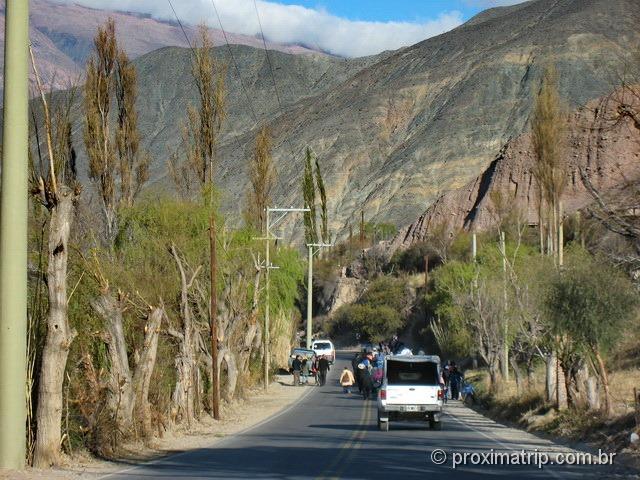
209;214;220;420
0;0;29;469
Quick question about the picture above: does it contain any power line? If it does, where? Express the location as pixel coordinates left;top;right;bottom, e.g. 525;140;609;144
210;0;260;125
252;0;304;165
167;0;194;53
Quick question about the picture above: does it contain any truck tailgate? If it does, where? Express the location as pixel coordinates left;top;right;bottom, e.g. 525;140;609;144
386;385;439;405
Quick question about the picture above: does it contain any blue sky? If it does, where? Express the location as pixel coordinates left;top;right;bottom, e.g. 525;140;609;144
57;0;524;57
269;0;517;23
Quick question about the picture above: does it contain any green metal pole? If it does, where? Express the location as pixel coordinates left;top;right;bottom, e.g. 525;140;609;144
0;0;30;470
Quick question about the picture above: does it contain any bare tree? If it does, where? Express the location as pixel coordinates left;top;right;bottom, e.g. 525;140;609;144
115;48;149;208
531;64;567;265
84;18;149;243
29;49;81;467
168;24;226;201
244;126;275;232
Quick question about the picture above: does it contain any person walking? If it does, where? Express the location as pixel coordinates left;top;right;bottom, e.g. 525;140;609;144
360;365;373;400
318;355;330;386
301;357;311;385
340;366;355;394
292;355;302;386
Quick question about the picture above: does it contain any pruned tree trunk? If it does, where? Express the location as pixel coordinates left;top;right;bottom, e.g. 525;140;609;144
586;376;600;411
218;348;238;402
34;188;78;468
92;292;135;434
510;355;523;394
545;351;557;403
169;245;201;426
132;307;164;436
594;348;611;416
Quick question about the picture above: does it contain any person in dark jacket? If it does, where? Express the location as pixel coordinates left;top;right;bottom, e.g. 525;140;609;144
360;365;373;400
318;355;330;386
292;355;302;386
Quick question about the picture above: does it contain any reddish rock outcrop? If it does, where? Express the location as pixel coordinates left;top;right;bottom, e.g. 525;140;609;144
391;88;640;250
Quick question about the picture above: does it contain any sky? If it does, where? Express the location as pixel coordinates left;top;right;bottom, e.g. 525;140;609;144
53;0;525;57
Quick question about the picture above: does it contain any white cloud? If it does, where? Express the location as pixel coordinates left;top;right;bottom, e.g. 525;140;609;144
50;0;463;57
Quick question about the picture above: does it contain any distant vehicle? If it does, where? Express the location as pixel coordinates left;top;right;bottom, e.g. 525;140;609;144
288;347;316;373
377;355;444;431
311;339;335;364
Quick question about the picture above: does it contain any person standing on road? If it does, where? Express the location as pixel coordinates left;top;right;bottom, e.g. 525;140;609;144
292;355;302;386
318;355;330;386
301;357;311;385
360;364;373;400
340;366;355;394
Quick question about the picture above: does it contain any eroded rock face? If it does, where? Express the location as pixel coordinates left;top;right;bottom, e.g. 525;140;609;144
391;89;640;250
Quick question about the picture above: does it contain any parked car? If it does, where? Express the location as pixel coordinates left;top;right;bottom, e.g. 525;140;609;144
287;347;316;373
377;354;444;431
311;339;335;364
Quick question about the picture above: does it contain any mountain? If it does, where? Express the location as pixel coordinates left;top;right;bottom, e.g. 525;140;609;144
1;0;324;93
31;0;640;240
390;88;640;251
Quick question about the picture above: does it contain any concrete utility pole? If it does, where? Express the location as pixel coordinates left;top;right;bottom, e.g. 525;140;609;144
258;207;309;390
500;231;509;382
306;243;332;348
0;0;29;469
472;233;477;262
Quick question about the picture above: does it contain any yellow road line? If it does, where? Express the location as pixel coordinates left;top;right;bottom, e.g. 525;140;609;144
315;399;373;480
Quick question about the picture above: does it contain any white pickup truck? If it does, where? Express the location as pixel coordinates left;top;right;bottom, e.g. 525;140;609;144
377;354;444;431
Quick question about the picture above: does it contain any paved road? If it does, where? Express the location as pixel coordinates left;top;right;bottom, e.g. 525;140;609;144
104;353;638;479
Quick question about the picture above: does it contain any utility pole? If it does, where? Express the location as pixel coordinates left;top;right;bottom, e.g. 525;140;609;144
472;233;477;261
423;255;429;289
500;231;509;382
0;0;29;469
209;214;219;420
257;207;309;390
306;242;332;348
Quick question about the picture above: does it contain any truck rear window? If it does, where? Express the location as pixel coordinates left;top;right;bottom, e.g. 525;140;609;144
313;343;332;349
386;361;439;385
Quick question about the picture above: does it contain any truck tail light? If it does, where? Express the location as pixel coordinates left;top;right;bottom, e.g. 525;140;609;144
437;388;444;400
379;389;386;400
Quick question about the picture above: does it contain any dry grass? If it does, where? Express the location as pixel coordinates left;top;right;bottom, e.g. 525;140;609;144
464;358;640;456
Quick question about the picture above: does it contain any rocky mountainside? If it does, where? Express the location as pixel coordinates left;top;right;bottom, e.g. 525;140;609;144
3;0;323;93
33;0;640;241
390;88;640;250
210;0;640;237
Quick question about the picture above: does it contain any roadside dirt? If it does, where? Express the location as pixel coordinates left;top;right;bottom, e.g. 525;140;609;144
1;374;310;480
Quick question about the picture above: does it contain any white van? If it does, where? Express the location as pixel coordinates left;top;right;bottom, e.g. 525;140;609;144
311;339;335;364
377;355;444;431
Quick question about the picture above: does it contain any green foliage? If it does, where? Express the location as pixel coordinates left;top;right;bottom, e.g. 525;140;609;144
302;147;317;244
330;276;408;342
363;222;397;243
314;158;328;244
332;304;403;343
389;241;439;274
545;248;637;352
425;260;476;357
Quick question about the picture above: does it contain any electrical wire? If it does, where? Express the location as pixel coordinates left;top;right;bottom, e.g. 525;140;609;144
210;0;260;125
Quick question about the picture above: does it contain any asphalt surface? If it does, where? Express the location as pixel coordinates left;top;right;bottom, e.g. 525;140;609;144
103;353;639;480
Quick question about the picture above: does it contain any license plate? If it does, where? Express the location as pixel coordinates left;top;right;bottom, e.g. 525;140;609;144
405;405;418;412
